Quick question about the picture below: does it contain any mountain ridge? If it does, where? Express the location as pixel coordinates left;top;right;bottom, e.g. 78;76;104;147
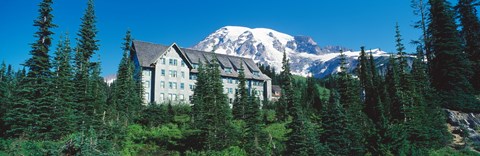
191;26;396;77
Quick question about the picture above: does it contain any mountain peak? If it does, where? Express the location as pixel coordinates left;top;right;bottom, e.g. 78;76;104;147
191;26;381;77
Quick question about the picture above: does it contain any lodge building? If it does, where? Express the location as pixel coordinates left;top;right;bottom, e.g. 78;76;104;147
131;40;272;104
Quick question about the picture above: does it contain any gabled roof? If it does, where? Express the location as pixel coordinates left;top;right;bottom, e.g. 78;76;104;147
132;40;168;67
132;41;192;69
132;40;271;81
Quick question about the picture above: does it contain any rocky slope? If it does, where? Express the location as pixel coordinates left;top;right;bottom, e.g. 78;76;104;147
191;26;406;78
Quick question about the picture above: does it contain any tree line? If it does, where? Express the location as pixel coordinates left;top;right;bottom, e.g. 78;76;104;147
1;0;480;155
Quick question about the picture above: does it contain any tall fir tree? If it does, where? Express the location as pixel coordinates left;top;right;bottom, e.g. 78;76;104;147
5;0;57;140
428;0;479;111
51;34;76;138
337;51;368;155
243;92;264;155
457;0;480;90
74;0;100;130
192;57;235;150
232;62;248;120
276;51;294;121
113;30;141;126
322;90;351;155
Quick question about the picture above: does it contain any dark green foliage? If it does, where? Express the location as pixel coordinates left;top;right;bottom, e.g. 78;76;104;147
191;58;236;151
243;93;264;155
4;0;59;140
428;0;480;112
73;0;100;131
336;52;368;155
276;52;294;121
322;90;350;155
51;34;76;138
232;63;248;120
457;0;480;90
113;30;142;126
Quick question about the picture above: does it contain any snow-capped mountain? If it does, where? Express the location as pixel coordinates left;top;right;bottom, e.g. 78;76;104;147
191;26;397;78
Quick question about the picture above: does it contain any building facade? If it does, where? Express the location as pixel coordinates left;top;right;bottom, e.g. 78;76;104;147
131;40;272;105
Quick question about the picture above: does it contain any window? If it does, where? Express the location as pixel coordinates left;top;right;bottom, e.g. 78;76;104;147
193;64;199;69
143;70;150;76
181;60;185;67
228;88;233;94
144;92;150;100
168;94;173;100
235;79;239;84
181;71;185;78
169;59;174;65
161;58;166;65
229;98;233;104
179;94;184;101
174;59;178;66
160;93;164;101
190;84;195;91
170;70;177;77
225;67;232;74
160;81;165;88
190;74;197;80
180;83;185;90
173;82;177;89
228;78;233;84
252;71;260;76
144;81;150;88
161;69;165;76
169;82;173;89
172;94;177;101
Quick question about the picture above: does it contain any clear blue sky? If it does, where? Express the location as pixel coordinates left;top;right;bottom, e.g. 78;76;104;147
0;0;441;76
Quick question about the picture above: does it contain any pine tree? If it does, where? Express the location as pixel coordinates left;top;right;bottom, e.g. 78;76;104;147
276;51;293;121
0;62;8;137
243;92;264;155
408;45;451;150
5;0;57;140
411;0;432;65
113;30;141;126
322;90;350;155
457;0;480;90
51;34;76;138
232;63;248;120
428;0;479;111
192;58;235;150
85;60;107;130
74;0;100;130
337;51;368;155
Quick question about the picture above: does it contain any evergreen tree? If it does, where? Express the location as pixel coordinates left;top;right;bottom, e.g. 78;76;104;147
337;51;368;155
408;45;452;150
411;0;432;65
0;62;8;137
322;90;350;155
232;63;248;120
113;30;141;126
74;0;100;130
243;91;264;155
428;0;479;111
51;34;76;138
192;58;235;150
86;60;107;130
276;51;293;121
457;0;480;90
5;0;57;140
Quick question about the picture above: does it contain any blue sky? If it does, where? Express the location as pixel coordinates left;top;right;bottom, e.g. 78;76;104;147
1;0;431;76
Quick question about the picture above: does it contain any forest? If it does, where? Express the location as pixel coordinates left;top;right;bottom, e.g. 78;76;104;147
1;0;480;155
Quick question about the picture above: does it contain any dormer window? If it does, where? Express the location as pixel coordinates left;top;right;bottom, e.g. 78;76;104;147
252;71;260;76
225;67;232;74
